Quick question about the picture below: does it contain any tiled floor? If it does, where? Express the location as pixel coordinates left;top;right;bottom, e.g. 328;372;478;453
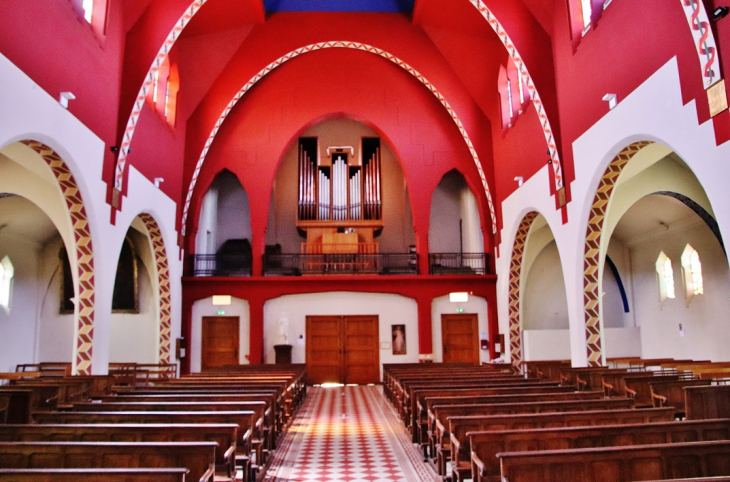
264;385;439;482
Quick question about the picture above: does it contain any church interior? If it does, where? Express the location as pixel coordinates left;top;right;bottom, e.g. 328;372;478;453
2;0;730;480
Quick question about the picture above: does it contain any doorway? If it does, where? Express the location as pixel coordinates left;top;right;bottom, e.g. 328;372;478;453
201;316;239;371
306;315;380;384
441;313;479;364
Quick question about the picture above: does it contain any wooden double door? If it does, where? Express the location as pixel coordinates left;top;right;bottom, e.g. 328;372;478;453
306;315;380;385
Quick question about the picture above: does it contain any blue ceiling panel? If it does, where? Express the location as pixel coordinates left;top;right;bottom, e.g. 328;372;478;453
264;0;415;13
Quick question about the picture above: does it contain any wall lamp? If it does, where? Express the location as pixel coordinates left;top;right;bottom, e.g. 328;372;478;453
712;6;729;21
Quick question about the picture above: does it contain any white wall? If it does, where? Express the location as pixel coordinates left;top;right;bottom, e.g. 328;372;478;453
263;292;419;378
429;170;483;253
190;296;251;373
0;230;46;371
498;57;730;367
0;52;183;374
36;237;75;365
523;330;571;361
630;219;730;361
523;327;641;361
523;240;569;330
431;294;491;364
108;230;158;364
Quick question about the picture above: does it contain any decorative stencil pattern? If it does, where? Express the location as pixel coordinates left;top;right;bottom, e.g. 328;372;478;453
680;0;721;89
138;213;172;363
508;211;538;368
113;0;209;203
180;41;498;237
20;140;95;376
583;141;653;366
467;0;564;196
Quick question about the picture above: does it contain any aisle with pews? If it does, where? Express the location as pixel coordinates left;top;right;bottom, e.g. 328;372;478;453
264;385;439;482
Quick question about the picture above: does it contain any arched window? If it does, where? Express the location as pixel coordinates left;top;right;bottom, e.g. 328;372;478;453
656;252;675;301
681;245;704;299
580;0;592;33
147;56;179;127
0;256;14;312
82;0;94;22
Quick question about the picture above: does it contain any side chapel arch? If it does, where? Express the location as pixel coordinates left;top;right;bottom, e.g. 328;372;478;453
507;211;539;367
19;140;96;375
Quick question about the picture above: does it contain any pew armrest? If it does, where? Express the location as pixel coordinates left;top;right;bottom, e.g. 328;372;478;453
450;433;461;457
625;387;637;399
200;466;216;482
471;451;486;477
652;392;668;407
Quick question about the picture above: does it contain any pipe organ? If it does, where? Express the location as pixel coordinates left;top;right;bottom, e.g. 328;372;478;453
297;137;384;258
298;138;381;222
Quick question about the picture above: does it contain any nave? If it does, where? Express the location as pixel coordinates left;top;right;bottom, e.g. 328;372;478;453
265;385;438;482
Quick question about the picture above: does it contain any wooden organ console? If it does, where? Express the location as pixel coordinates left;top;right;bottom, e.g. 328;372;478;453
297;137;383;261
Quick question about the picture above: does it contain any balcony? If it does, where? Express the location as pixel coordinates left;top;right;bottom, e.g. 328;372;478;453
189;254;252;277
429;253;489;275
263;252;417;276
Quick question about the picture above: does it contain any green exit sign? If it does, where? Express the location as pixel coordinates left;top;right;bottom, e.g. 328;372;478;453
217;310;226;315
456;308;464;313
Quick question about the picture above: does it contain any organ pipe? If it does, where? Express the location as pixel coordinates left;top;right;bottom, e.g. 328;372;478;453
298;139;381;222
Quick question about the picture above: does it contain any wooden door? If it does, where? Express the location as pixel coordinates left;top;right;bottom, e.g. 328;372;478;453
306;315;380;384
201;316;239;371
441;313;479;365
306;316;342;384
343;316;379;385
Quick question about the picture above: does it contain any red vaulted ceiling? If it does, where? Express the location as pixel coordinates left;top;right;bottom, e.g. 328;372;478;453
2;0;729;233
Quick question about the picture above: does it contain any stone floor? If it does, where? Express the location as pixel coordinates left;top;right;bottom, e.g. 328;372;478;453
263;385;439;481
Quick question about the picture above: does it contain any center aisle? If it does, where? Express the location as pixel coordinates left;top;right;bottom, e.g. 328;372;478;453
264;385;440;481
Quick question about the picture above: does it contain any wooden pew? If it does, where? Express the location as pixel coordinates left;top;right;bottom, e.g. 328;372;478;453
497;440;730;482
30;410;253;474
69;400;268;462
521;361;571;380
685;385;730;420
0;424;237;479
410;384;574;444
650;378;712;417
406;379;556;437
97;393;279;448
428;392;616;475
0;468;189;481
470;418;730;482
427;391;605;473
450;407;676;481
0;394;9;423
0;441;216;482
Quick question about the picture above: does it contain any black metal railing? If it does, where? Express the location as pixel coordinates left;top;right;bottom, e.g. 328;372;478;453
189;254;252;277
429;253;489;275
263;253;418;276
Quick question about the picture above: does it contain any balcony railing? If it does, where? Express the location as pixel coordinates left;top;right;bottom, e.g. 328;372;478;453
429;253;489;275
189;254;252;277
263;253;418;276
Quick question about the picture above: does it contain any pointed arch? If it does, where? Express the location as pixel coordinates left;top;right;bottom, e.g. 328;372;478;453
507;211;539;368
180;41;498;238
20;140;95;375
137;213;173;363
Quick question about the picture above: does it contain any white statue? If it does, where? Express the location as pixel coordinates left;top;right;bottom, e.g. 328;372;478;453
278;315;289;345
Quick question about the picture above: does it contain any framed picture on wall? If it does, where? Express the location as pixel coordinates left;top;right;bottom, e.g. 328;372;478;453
392;324;406;355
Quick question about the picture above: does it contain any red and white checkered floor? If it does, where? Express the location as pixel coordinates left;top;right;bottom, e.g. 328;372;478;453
264;385;439;481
